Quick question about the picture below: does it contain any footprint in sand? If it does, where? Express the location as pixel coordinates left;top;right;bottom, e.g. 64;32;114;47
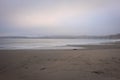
40;67;46;70
91;71;104;75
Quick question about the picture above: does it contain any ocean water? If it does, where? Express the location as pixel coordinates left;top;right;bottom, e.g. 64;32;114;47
0;38;119;50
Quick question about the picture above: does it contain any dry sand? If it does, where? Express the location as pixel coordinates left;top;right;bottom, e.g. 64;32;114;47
0;45;120;80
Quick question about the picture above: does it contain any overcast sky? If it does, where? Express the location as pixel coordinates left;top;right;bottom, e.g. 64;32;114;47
0;0;120;36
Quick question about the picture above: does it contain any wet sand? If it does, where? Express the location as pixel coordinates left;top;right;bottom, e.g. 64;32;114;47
0;45;120;80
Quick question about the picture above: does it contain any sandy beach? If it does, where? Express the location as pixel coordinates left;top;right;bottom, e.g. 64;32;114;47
0;44;120;80
1;0;120;79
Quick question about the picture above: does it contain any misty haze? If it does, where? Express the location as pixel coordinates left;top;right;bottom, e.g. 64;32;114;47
0;0;120;80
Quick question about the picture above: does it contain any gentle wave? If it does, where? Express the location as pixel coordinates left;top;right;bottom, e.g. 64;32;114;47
0;38;120;50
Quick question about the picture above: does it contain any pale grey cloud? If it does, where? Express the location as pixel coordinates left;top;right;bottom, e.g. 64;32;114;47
0;0;120;36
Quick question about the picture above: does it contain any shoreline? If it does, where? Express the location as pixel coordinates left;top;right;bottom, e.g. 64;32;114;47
0;41;120;50
0;38;120;50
